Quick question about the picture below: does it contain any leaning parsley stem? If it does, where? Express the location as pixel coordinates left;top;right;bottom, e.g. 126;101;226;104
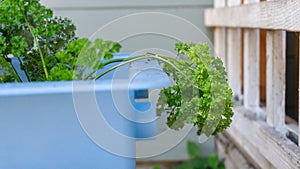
87;53;200;90
103;58;127;66
93;54;150;80
146;53;200;90
82;58;127;80
93;53;183;80
92;53;200;90
23;12;49;80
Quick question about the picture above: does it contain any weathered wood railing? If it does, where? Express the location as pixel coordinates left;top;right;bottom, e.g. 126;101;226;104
205;0;300;168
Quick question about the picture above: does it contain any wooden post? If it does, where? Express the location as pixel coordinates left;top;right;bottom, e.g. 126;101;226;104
266;31;286;134
243;0;260;110
214;0;226;66
226;0;242;100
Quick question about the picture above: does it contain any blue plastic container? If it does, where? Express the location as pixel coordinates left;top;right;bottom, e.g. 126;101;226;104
0;54;170;169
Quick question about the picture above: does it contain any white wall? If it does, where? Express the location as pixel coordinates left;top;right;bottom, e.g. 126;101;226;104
40;0;215;161
40;0;213;53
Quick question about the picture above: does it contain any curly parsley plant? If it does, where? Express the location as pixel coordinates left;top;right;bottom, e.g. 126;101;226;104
0;0;233;135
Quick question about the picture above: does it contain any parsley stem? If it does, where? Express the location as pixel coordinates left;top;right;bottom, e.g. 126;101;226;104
93;54;149;80
93;53;183;80
89;53;201;91
81;58;126;80
23;12;49;80
103;58;127;66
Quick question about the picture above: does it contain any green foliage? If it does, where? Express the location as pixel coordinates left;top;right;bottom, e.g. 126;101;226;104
175;141;225;169
153;141;225;169
187;140;202;158
0;0;121;82
0;56;18;82
157;42;234;136
153;164;161;169
0;0;233;136
0;0;76;81
47;38;121;80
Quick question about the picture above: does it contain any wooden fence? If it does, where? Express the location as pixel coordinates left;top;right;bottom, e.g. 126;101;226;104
205;0;300;168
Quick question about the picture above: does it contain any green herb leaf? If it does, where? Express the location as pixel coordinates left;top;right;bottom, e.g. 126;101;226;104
187;141;202;158
207;153;219;169
157;42;234;135
0;0;77;81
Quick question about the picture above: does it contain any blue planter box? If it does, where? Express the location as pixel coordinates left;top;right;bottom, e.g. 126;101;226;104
0;54;170;169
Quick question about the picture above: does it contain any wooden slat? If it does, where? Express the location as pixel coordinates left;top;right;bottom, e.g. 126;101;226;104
227;0;242;6
227;106;300;169
224;130;275;169
266;31;286;133
205;0;300;32
227;28;242;99
213;0;226;65
244;0;259;3
244;29;259;109
214;29;226;65
216;134;258;169
214;0;226;8
226;0;242;99
224;146;253;169
243;0;260;110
